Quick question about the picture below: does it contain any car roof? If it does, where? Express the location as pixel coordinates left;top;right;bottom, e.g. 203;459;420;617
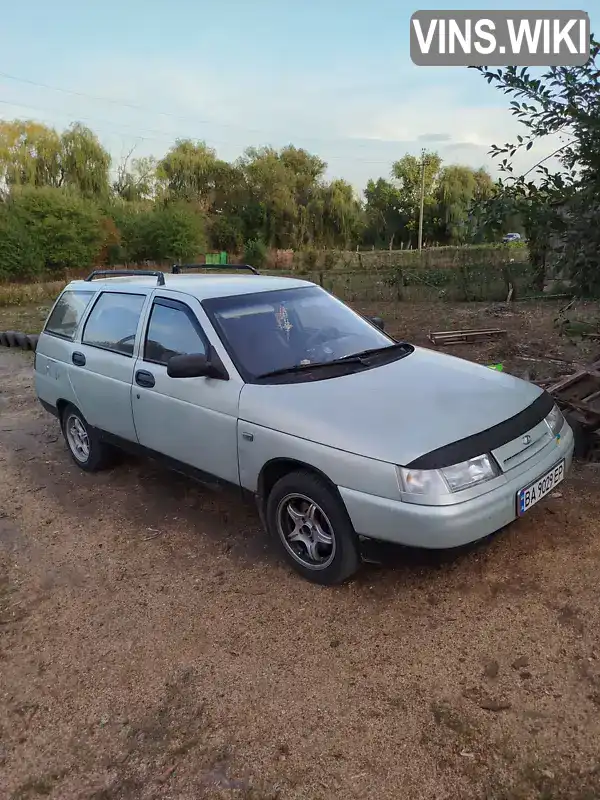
65;273;315;301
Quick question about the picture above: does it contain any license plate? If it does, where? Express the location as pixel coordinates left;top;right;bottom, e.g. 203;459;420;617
517;460;565;515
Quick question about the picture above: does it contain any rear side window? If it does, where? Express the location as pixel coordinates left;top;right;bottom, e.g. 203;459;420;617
45;290;95;340
82;292;146;356
144;300;207;365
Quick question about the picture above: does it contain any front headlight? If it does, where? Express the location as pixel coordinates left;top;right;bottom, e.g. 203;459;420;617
399;453;499;496
545;404;564;437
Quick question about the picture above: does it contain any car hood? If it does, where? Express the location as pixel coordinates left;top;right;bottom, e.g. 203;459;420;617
238;346;544;466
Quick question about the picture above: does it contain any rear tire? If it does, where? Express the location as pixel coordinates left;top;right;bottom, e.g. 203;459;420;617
60;404;116;472
265;470;361;585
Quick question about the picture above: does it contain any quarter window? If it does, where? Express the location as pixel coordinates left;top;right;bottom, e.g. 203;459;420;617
45;290;95;340
82;292;145;356
144;301;206;365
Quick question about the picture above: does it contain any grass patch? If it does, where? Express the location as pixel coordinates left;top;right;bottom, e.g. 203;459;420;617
0;304;51;334
0;280;65;308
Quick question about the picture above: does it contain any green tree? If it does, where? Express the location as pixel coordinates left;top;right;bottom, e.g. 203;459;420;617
318;179;363;248
0;120;62;189
157;140;229;211
0;120;110;197
59;123;110;197
391;151;442;243
435;165;495;243
114;155;159;202
363;178;406;247
473;35;600;293
239;146;298;247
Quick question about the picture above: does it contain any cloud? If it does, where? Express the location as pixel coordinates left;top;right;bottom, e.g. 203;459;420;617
418;133;452;142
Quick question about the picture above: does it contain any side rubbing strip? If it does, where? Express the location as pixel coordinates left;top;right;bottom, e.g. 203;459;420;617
405;390;555;470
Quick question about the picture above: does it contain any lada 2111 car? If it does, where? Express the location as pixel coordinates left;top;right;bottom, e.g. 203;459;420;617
35;266;574;584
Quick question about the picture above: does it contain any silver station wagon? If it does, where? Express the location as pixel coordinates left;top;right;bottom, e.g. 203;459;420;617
35;267;574;584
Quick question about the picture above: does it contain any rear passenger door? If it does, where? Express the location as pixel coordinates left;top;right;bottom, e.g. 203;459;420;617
131;295;242;485
69;290;148;442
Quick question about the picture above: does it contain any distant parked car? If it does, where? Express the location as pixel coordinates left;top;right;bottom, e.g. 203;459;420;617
35;267;573;585
502;232;522;243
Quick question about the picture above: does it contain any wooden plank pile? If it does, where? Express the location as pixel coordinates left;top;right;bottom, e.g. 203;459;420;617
428;328;507;345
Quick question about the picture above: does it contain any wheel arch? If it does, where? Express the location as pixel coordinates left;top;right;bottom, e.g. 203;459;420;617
257;458;341;509
56;398;72;421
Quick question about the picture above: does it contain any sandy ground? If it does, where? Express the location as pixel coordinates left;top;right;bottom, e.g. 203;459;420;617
2;304;600;799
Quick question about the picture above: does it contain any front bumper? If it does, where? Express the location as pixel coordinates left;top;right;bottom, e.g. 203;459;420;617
339;423;574;549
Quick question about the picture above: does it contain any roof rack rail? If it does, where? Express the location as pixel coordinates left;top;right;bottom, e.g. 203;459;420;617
84;269;166;286
171;263;259;275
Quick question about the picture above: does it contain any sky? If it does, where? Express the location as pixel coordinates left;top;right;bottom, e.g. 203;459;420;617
1;0;597;194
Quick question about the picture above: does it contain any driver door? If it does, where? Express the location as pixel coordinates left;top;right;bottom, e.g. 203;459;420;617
131;294;242;485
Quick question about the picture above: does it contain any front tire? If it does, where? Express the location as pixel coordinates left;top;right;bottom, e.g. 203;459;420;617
265;470;361;585
60;404;115;472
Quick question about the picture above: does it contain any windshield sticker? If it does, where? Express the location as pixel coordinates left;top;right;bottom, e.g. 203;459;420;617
275;304;293;338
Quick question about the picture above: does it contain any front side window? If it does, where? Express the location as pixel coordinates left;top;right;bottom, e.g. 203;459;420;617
144;300;206;365
82;292;145;356
45;290;95;340
203;285;410;382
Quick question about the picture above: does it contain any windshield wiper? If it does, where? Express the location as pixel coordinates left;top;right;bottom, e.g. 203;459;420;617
332;341;412;362
257;358;367;379
257;342;412;380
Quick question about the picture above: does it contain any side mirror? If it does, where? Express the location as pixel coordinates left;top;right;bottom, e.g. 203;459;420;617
167;351;228;380
370;316;385;331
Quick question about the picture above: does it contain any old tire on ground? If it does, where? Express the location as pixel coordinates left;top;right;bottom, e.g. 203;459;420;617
60;403;116;472
14;332;30;350
265;469;361;585
4;331;19;347
565;412;591;459
26;334;39;351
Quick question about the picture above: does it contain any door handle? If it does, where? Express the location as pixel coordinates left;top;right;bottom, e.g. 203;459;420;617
135;370;155;388
72;352;86;366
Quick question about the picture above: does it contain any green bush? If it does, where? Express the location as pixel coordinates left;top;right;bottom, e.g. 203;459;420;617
243;238;268;269
148;203;206;264
107;201;206;265
0;205;44;279
7;186;105;272
209;215;244;252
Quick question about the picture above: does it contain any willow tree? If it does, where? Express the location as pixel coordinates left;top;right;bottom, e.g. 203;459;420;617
0;120;110;198
59;123;111;197
0;120;62;189
436;165;495;243
157;139;230;211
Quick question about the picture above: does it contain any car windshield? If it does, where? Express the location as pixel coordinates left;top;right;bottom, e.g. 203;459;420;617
203;285;408;381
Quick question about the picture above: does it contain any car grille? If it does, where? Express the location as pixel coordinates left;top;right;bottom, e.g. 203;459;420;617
491;419;552;473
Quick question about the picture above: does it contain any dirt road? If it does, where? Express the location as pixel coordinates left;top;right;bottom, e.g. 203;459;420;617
1;347;600;800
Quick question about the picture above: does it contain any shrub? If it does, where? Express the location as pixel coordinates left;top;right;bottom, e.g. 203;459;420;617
209;215;244;253
148;203;206;264
0;204;44;279
243;238;268;270
6;186;105;272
